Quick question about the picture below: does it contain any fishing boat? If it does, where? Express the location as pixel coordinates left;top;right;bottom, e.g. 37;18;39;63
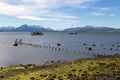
31;32;43;35
69;31;78;35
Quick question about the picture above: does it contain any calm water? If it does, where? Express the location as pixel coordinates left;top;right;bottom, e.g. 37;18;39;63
0;32;120;67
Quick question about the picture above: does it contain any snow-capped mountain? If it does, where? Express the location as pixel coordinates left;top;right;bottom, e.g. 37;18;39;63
64;25;119;31
0;24;54;32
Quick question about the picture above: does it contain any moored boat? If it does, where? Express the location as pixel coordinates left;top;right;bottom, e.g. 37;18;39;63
31;32;43;35
69;32;78;34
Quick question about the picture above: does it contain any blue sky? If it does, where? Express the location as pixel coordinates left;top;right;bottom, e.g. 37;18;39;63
0;0;120;30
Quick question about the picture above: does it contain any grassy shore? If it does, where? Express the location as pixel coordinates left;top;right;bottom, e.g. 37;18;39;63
0;55;120;80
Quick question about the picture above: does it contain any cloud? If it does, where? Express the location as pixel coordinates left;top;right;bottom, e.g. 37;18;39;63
66;20;79;23
21;0;98;9
91;12;105;16
0;2;26;16
109;14;116;17
0;0;98;21
90;12;116;17
100;7;110;11
53;14;78;19
17;15;62;21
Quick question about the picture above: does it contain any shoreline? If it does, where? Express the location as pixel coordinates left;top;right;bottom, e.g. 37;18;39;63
0;54;120;80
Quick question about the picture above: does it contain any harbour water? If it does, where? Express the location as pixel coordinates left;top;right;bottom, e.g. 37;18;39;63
0;32;120;67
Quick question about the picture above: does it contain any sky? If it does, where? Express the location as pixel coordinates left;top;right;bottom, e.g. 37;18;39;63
0;0;120;30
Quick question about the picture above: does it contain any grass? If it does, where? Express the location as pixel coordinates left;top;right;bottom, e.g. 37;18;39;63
0;55;120;80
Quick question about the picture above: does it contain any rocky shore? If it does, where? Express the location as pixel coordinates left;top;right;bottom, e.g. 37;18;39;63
0;54;120;80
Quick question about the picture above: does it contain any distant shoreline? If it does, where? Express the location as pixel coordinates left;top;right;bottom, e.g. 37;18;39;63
0;30;120;33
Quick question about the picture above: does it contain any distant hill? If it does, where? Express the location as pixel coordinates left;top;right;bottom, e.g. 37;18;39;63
14;24;53;32
0;26;15;31
0;24;54;32
64;25;120;31
0;25;120;32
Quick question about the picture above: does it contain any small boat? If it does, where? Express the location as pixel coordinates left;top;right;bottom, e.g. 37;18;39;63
69;32;78;34
31;32;43;35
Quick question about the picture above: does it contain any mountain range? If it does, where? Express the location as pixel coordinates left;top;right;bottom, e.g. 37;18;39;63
0;25;120;32
64;25;120;31
0;24;53;32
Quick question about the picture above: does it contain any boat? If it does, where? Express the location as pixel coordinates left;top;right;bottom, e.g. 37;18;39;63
69;32;78;34
31;32;43;35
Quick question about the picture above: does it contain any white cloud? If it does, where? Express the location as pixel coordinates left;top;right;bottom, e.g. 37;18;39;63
91;12;105;16
17;15;62;21
100;7;110;11
67;20;79;23
0;2;26;16
0;0;98;21
90;12;116;17
109;14;116;17
21;0;98;9
54;14;78;19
